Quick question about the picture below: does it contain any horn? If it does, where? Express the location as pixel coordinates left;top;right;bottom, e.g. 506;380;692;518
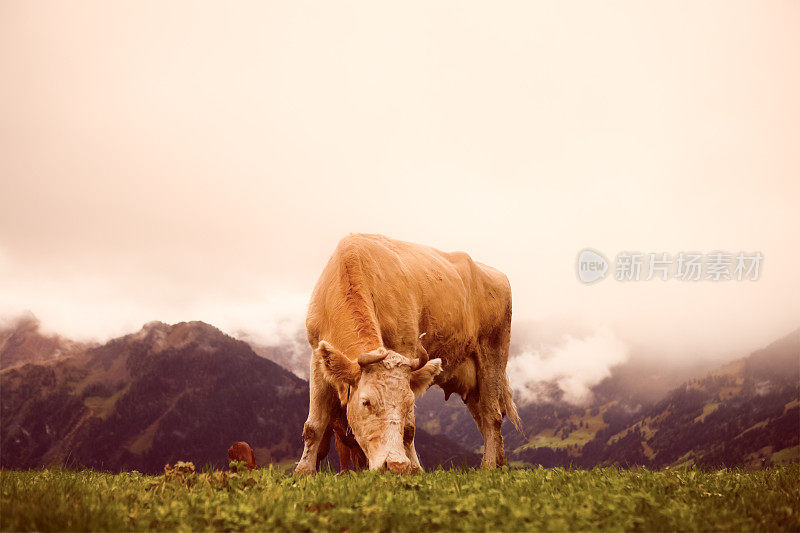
410;344;429;371
358;349;388;367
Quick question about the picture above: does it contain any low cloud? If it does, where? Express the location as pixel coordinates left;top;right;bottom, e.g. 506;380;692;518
508;327;629;405
193;290;309;349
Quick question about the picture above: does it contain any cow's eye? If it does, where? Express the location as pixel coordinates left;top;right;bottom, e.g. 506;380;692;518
362;399;370;407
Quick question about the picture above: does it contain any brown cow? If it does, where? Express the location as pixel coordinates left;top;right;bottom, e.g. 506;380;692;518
228;441;257;470
295;234;520;474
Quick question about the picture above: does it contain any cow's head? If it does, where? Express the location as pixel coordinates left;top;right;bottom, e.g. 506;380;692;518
315;341;442;473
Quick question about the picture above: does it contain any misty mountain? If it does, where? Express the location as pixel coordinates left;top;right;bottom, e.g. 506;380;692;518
590;353;725;407
513;328;800;468
0;320;477;473
247;336;310;381
0;313;90;370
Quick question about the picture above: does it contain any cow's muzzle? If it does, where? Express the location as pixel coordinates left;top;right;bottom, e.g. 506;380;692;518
382;458;411;474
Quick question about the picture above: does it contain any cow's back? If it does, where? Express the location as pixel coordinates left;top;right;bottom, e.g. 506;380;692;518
307;234;511;367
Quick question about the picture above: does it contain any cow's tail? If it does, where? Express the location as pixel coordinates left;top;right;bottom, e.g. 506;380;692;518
501;374;523;435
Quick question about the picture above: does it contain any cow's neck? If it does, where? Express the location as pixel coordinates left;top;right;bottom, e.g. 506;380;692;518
332;326;383;360
334;252;384;359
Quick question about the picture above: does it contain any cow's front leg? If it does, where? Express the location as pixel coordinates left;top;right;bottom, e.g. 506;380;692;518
295;361;335;475
405;440;423;473
404;424;423;473
296;417;332;475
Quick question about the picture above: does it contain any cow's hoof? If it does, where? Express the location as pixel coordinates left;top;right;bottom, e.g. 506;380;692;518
294;463;316;475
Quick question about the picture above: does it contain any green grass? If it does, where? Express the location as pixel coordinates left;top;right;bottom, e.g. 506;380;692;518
523;429;597;449
83;386;127;419
1;463;798;531
772;445;800;466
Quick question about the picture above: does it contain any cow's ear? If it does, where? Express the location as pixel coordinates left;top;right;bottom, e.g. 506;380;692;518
316;341;360;387
410;358;443;396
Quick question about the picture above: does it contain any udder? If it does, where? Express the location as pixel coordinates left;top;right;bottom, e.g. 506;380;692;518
440;357;476;402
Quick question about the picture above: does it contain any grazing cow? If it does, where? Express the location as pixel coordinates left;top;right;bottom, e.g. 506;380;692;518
228;441;257;470
295;234;520;474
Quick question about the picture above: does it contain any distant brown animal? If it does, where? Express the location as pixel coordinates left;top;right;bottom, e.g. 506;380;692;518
228;441;256;470
295;234;520;475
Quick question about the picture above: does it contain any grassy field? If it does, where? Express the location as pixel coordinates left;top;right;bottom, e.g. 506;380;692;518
1;463;798;532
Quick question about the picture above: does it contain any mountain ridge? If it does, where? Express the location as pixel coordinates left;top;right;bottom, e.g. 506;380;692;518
2;316;796;471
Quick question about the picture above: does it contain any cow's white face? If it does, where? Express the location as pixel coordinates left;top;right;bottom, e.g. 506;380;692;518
348;352;418;472
315;342;442;473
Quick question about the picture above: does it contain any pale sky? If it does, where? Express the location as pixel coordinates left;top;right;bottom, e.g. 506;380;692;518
1;1;798;364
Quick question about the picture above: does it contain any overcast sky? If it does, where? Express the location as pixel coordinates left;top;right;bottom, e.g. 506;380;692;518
1;1;798;364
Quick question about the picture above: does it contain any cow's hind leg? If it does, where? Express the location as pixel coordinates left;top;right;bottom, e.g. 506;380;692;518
295;359;335;475
470;336;515;469
465;396;486;454
467;376;506;469
477;307;519;469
